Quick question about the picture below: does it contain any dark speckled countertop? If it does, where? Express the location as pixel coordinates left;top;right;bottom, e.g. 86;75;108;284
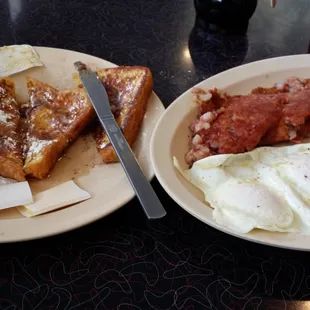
1;0;310;309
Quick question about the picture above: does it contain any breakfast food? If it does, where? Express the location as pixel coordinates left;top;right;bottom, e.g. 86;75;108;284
0;43;154;218
75;66;153;163
95;66;153;163
0;44;154;220
186;77;310;166
175;76;310;235
21;77;95;179
175;143;310;234
0;78;25;181
0;64;152;212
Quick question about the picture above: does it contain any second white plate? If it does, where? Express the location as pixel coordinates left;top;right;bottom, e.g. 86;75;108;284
150;54;310;251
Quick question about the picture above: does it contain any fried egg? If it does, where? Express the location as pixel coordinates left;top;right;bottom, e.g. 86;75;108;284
0;44;43;77
174;143;310;234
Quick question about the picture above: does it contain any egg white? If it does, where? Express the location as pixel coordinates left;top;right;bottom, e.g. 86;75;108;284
174;142;310;235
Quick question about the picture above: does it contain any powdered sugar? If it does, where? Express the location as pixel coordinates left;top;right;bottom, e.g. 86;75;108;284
0;109;8;122
0;136;17;150
27;138;54;157
0;105;15;127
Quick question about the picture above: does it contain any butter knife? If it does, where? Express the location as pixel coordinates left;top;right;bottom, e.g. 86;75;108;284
74;62;166;219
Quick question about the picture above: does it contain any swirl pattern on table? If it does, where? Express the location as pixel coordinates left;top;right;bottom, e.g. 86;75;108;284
1;0;310;309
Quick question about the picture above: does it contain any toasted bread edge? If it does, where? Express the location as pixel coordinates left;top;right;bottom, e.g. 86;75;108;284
98;67;153;163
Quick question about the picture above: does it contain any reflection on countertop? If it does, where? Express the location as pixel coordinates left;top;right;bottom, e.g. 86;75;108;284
188;16;248;79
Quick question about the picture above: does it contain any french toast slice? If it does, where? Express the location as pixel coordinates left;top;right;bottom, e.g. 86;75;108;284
22;77;95;179
0;78;25;181
75;66;153;163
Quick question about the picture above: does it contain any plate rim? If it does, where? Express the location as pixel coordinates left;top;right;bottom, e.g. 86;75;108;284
0;46;165;243
150;54;310;252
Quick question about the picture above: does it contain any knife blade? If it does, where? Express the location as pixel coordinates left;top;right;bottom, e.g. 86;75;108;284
74;61;167;219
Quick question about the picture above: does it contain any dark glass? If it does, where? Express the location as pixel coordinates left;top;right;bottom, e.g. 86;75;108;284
188;18;248;79
194;0;258;34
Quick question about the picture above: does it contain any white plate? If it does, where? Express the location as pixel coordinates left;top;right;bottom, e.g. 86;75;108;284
0;47;165;243
150;54;310;251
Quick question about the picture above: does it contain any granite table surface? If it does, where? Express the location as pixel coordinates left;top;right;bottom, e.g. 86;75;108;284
1;0;310;309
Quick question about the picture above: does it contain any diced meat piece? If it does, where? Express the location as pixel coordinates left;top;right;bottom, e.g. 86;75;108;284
285;77;306;93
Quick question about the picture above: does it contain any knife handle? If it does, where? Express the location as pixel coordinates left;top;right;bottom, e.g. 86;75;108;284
100;117;167;219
